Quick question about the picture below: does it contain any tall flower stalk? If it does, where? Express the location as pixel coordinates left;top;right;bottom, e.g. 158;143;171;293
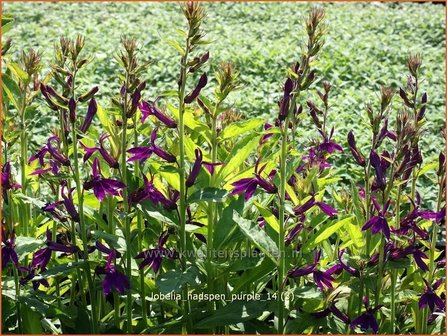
175;3;207;332
18;49;41;237
116;36;146;333
66;35;99;333
277;9;326;333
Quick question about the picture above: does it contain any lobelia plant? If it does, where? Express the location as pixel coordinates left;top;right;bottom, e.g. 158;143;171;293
1;3;445;335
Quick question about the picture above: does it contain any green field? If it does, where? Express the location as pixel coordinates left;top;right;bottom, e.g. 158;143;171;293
3;1;446;201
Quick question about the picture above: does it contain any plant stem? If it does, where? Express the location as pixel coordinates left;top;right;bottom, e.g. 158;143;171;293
277;113;290;334
121;74;132;334
113;291;120;328
71;125;98;333
177;38;192;334
206;103;220;326
19;85;29;237
133;114;147;326
13;266;22;334
390;185;401;333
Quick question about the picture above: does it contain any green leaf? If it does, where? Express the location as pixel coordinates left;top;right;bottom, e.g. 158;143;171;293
2;73;21;110
195;300;270;328
7;63;29;82
153;162;180;191
139;203;177;227
350;181;364;224
15;236;45;260
214;196;244;250
220;118;264;140
164;39;185;55
96;104;112;129
228;255;264;272
305;217;354;250
254;201;279;233
39;261;85;278
232;257;276;293
188;188;227;203
157;266;200;294
345;217;365;249
21;304;43;334
417;162;437;177
285;183;299;206
167;103;212;143
1;19;13;34
92;230;127;253
233;211;279;264
217;134;260;183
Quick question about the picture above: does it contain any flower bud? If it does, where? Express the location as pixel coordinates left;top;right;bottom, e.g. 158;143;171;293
184;73;208;104
80;98;97;133
78;86;99;103
347;131;366;167
68;98;77;123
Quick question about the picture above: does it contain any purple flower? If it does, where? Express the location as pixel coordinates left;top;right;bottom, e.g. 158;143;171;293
307;100;322;128
318;128;343;154
362;198;391;239
259;123;274;145
287;250;339;291
28;146;49;167
135;231;177;273
203;162;224;175
31;229;76;271
96;250;130;296
80;134;119;169
84;158;126;201
297;147;332;173
278;78;294;121
128;128;176;163
80;142;98;162
350;296;383;334
231;159;277;200
30;160;60;177
40;83;59;110
419;279;444;312
231;177;258;201
385;242;428;270
184;73;207;104
2;229;18;269
285;221;304;246
393;196;429;240
2;162;21;192
187;207;206;244
293;196;337;218
61;181;80;222
128;174;177;210
186;148;203;187
80;98;98;133
313;303;350;324
68;97;77;123
337;250;360;277
95;240;122;258
139;100;177;128
347;130;365;167
419;207;445;224
47;136;70;166
98;134;119;169
377;118;397;144
127;146;153;163
42;201;67;222
19;265;49;291
369;150;386;190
